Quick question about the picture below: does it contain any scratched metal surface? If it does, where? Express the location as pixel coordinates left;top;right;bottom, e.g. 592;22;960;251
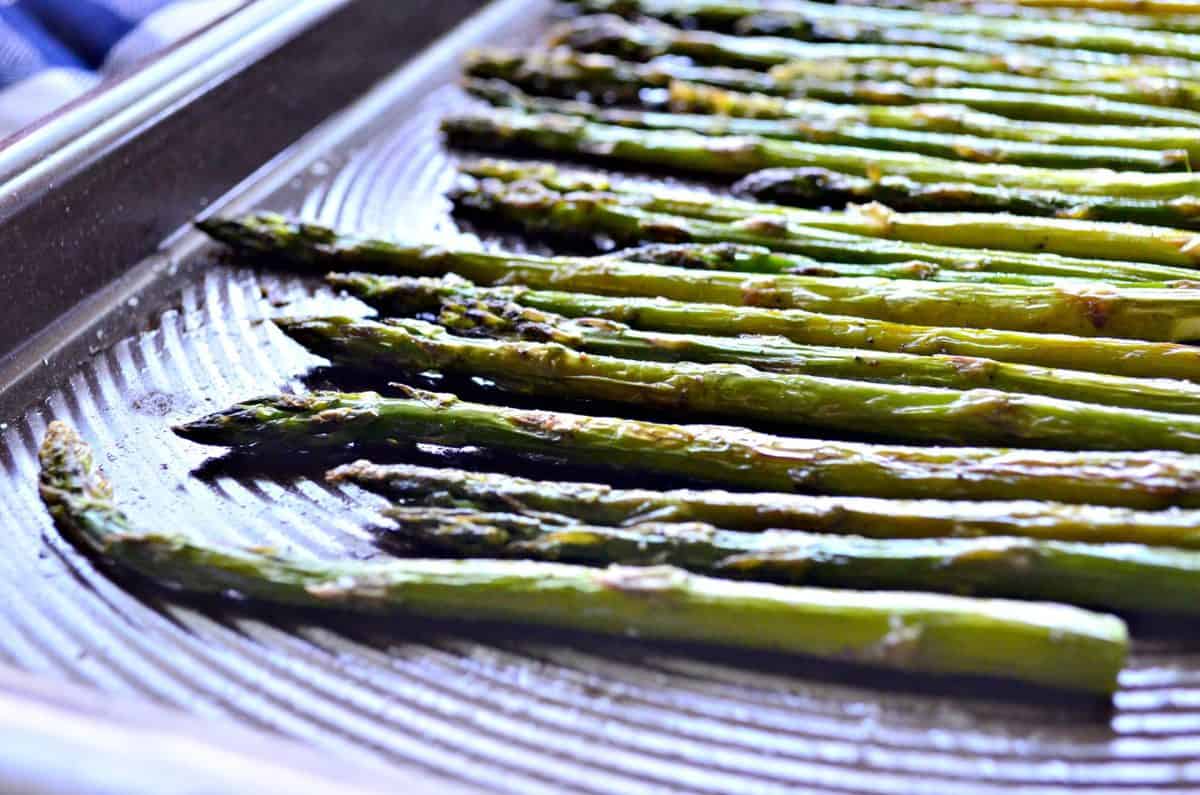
2;1;1200;792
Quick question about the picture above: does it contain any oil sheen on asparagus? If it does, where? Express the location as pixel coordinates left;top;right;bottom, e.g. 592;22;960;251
43;422;1130;692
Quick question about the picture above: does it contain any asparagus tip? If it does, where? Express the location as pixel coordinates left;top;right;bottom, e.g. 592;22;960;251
38;421;108;512
325;458;377;484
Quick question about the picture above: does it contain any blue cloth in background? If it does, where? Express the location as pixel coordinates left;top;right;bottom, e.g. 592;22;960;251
21;0;174;68
0;7;89;83
0;0;247;138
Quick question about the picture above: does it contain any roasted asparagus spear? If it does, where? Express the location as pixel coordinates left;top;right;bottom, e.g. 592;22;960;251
465;48;1200;127
330;460;1200;548
382;504;1200;615
467;79;1190;172
441;109;1200;199
552;14;1200;72
450;186;1200;340
460;159;1200;269
44;422;1126;693
570;0;1200;62
669;80;1200;163
333;270;1200;380
421;281;1200;414
730;167;1200;229
274;315;1200;451
175;388;1200;507
196;214;1200;378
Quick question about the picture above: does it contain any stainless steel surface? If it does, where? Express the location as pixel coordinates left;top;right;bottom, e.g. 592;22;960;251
0;662;434;795
2;1;1200;792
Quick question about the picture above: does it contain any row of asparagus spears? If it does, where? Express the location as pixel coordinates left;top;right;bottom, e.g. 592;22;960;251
62;203;1200;694
50;0;1200;696
144;209;1200;650
38;423;1128;694
34;216;1171;693
444;4;1200;228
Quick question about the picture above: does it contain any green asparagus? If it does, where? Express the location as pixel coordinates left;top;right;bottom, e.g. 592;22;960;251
441;110;1200;199
334;271;1200;381
829;0;1200;32
461;161;1200;269
382;505;1200;614
330;460;1200;547
618;243;1121;286
550;14;1200;75
770;79;1200;127
464;47;777;101
466;48;1200;127
195;214;1200;378
572;0;1200;62
741;18;1200;69
274;315;1200;450
452;189;1200;340
429;285;1200;414
984;0;1200;13
468;79;1189;172
454;178;1200;283
623;250;1106;286
670;81;1200;163
175;387;1200;508
768;61;1200;112
208;206;1200;313
768;63;1200;113
731;167;1200;230
616;258;1106;286
45;423;1124;693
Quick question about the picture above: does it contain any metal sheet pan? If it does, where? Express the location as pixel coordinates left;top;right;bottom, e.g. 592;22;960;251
1;0;1199;792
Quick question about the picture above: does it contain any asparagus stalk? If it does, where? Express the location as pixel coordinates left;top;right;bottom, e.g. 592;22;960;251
770;79;1200;127
830;0;1200;32
330;460;1200;548
768;61;1200;112
429;286;1200;414
463;47;778;102
763;59;1200;104
441;110;1200;200
274;315;1200;451
334;271;1200;381
208;204;1200;306
670;81;1200;163
572;0;1200;62
174;387;1200;508
492;43;1200;119
466;48;1200;127
46;423;1123;693
618;241;1176;286
741;17;1200;69
453;179;1200;285
382;504;1200;615
623;248;1107;286
550;14;1200;75
195;214;1200;377
614;255;1090;286
452;187;1200;341
461;160;1200;269
731;167;1200;230
984;0;1200;12
468;79;1189;173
